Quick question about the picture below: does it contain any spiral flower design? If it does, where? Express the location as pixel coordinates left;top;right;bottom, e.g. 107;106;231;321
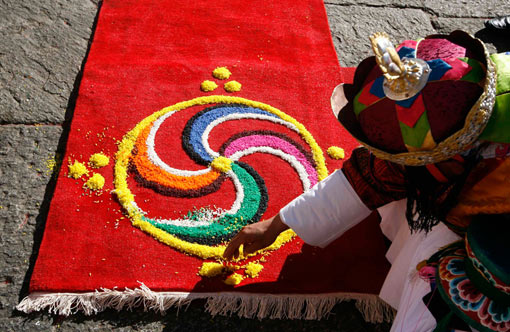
114;96;328;259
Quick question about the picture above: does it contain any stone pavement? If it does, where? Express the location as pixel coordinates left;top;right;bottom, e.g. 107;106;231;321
1;1;509;331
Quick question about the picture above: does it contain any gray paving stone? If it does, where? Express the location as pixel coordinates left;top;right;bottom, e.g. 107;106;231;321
324;1;426;8
423;0;510;18
325;0;510;18
432;17;487;34
326;5;435;66
0;125;62;332
0;0;97;124
432;17;510;54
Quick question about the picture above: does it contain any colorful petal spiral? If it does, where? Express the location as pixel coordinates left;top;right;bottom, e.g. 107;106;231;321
114;96;328;259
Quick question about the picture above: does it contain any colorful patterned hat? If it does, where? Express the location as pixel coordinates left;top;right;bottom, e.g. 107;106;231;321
336;30;497;166
434;215;510;332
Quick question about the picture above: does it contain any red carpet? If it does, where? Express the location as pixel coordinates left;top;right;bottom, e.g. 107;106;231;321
18;0;391;320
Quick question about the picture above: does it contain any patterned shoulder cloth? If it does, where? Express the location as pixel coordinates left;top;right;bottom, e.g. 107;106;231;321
332;31;510;233
425;215;510;332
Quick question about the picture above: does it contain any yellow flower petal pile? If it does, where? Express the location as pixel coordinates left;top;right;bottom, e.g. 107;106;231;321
68;161;88;179
224;273;244;286
198;262;225;277
210;156;232;173
327;146;345;160
224;81;242;92
89;153;110;168
212;67;232;80
245;262;264;278
86;173;105;190
200;80;218;92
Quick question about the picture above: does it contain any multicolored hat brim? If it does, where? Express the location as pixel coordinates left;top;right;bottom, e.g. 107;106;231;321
338;31;497;166
435;245;510;331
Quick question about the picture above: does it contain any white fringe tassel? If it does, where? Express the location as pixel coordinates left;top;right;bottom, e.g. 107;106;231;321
16;283;395;323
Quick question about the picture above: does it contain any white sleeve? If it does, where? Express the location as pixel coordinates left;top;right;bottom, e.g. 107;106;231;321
279;169;372;248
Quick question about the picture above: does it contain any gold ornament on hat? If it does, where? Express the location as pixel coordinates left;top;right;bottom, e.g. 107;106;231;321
369;32;431;101
337;31;497;166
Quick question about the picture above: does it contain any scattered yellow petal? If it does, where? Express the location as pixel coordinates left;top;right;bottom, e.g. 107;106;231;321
327;146;345;160
200;80;218;92
198;262;225;277
89;153;110;168
224;273;244;286
224;81;242;93
86;173;105;190
68;161;88;179
245;262;263;278
212;67;231;80
45;154;58;175
210;156;232;173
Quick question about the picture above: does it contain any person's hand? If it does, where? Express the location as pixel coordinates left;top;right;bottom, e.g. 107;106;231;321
223;214;289;260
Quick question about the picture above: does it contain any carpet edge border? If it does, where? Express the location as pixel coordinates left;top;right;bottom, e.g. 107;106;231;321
16;283;395;323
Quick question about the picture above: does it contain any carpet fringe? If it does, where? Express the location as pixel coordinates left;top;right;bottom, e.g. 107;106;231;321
204;291;395;322
17;283;395;322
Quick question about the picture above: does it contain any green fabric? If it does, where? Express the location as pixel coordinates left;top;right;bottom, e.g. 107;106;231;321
399;111;431;148
353;89;368;117
492;53;510;95
459;58;485;84
479;53;510;143
479;93;510;142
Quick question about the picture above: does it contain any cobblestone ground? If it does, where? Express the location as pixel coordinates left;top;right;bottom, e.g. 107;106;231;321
1;1;509;331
